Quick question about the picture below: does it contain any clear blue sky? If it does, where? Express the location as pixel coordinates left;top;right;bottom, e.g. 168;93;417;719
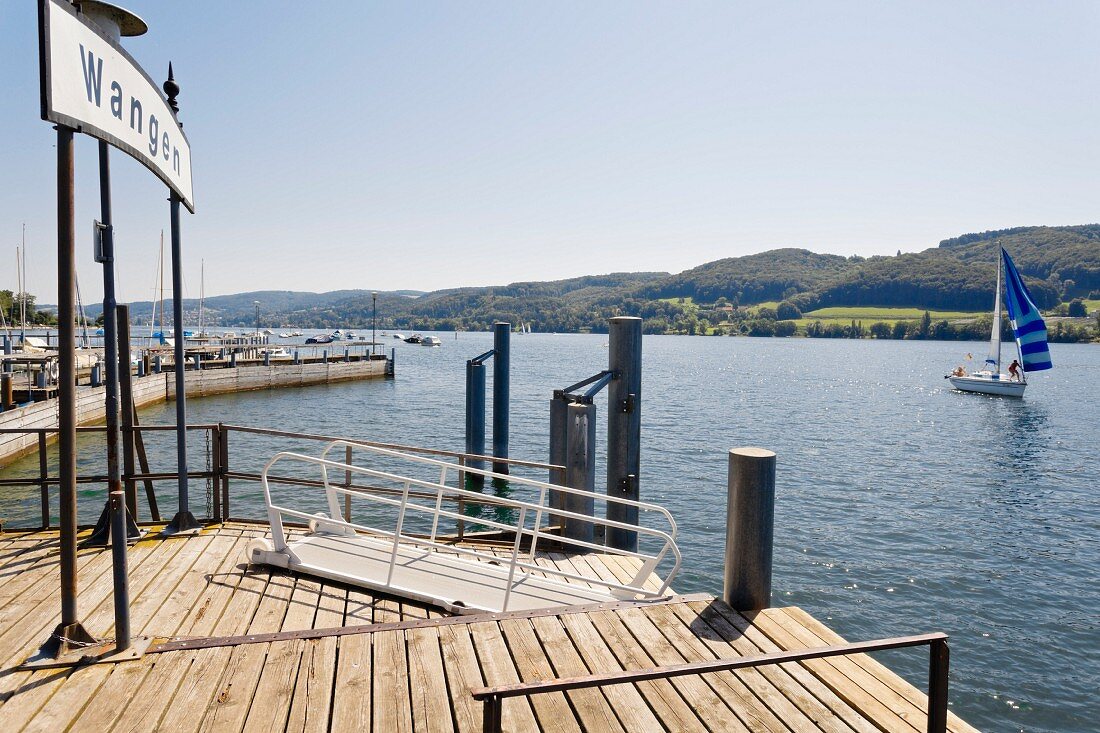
3;1;1097;303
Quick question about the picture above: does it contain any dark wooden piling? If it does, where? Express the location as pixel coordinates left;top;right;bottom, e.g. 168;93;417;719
723;447;776;611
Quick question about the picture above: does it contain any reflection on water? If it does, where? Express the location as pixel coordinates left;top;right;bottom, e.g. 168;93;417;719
1;334;1097;732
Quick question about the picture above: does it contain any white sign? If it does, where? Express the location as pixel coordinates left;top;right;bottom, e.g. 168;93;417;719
39;0;194;211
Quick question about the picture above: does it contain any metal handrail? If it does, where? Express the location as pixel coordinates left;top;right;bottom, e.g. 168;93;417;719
259;441;682;605
472;631;950;733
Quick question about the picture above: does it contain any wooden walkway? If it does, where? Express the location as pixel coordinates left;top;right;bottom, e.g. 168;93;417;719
0;522;980;732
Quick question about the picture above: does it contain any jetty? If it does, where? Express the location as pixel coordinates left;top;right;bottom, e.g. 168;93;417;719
0;417;977;732
0;317;392;469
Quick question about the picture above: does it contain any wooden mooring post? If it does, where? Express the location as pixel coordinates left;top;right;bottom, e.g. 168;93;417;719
723;447;776;611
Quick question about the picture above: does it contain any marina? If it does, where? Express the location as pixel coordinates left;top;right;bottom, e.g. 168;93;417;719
1;2;1096;731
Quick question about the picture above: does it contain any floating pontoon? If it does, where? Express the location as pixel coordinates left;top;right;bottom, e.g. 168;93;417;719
248;440;681;614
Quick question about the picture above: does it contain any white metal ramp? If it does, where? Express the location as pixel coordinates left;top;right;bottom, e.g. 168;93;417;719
247;440;681;615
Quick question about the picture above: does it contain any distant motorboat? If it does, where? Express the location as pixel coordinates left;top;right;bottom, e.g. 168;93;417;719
346;331;356;339
278;333;292;339
392;333;405;340
421;336;442;347
305;334;334;344
404;334;423;344
264;347;291;358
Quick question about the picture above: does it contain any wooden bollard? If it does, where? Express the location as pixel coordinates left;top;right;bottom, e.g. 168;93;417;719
1;373;12;410
723;447;775;611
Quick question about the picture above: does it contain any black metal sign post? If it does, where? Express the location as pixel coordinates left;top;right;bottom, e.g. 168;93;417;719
162;66;200;535
27;0;192;665
42;124;97;656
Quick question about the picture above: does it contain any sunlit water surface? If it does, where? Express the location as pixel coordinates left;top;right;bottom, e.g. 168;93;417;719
1;333;1097;732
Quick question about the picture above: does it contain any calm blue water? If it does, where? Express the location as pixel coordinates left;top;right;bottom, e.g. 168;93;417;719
1;333;1097;732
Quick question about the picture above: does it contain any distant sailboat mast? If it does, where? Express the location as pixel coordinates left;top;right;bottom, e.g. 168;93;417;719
159;231;166;341
199;259;205;337
984;250;1002;373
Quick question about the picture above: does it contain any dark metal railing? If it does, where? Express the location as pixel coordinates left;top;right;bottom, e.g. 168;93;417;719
472;631;950;733
0;423;563;538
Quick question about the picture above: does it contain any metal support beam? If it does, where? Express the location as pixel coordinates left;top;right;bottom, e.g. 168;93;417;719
491;322;510;475
465;359;486;489
163;190;199;534
45;125;96;654
564;401;596;544
723;447;776;611
548;393;568;510
605;316;641;551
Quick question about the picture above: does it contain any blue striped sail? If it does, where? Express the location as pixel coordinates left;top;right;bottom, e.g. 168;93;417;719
1002;248;1052;372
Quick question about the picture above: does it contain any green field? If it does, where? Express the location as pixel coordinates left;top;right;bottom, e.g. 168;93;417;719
802;306;979;321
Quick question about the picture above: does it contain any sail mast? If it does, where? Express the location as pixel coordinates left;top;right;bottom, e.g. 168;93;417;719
199;259;205;337
985;249;1002;373
159;230;165;341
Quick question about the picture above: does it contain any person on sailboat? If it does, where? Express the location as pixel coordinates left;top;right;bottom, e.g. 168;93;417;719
1008;359;1021;380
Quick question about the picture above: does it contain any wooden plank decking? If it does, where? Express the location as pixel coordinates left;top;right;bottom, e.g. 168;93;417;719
0;522;980;732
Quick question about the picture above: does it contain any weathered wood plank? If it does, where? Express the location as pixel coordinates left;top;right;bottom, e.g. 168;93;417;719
372;598;413;733
558;609;707;733
467;620;539;733
195;570;296;731
285;582;344;733
590;608;752;732
656;600;825;733
70;529;246;732
407;625;456;733
779;607;981;733
702;602;879;733
748;608;918;733
530;614;637;732
331;588;375;732
497;618;583;733
438;620;487;733
681;600;857;733
242;575;324;733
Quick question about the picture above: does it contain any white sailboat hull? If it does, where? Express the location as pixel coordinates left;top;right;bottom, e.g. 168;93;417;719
948;374;1026;397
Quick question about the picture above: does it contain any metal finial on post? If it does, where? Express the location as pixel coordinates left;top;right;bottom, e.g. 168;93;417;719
163;62;179;115
723;447;776;611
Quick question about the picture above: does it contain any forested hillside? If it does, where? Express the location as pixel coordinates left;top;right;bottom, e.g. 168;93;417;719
52;225;1098;337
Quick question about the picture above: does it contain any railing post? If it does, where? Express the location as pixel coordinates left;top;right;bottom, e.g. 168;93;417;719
723;447;776;611
117;305;139;520
1;373;12;411
220;424;230;521
928;638;949;733
211;425;223;523
39;432;50;528
606;316;642;551
491;322;510;475
344;444;353;523
564;401;596;544
482;694;502;733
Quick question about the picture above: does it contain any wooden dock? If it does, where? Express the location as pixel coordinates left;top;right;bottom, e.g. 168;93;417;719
0;522;979;732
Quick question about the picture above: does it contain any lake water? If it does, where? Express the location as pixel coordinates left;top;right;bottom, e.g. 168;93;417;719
2;333;1097;732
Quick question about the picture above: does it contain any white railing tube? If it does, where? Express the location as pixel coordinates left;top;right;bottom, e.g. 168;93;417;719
388;479;411;585
263;443;683;597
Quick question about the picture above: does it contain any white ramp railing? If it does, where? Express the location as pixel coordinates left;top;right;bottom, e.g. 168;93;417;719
258;440;681;608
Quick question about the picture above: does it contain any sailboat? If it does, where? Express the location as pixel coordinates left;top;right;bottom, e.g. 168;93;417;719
947;247;1052;397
